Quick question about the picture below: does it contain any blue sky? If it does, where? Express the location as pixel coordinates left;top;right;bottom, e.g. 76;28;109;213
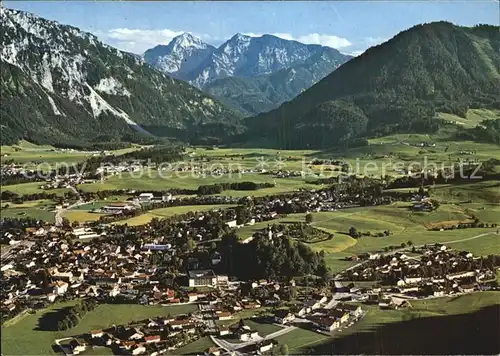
6;1;499;55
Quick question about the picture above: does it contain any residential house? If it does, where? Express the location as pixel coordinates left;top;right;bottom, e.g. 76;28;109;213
337;303;363;317
188;270;217;287
216;311;233;321
328;309;350;324
274;310;295;324
205;347;222;356
309;316;340;331
69;338;88;355
52;281;69;295
459;284;475;293
144;335;161;343
90;330;104;338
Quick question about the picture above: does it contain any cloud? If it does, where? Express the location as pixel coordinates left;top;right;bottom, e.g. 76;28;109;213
348;50;365;57
93;28;377;55
341;36;390;57
95;28;214;54
243;32;352;49
295;34;352;49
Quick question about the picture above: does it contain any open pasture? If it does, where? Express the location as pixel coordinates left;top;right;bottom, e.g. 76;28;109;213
1;302;197;356
1;182;71;197
1;141;140;165
437;108;500;129
235;203;499;273
0;199;56;222
115;204;235;226
77;170;322;196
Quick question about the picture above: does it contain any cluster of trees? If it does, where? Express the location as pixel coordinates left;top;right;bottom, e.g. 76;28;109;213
55;299;98;330
387;166;500;190
349;227;392;239
255;222;332;243
0;172;47;186
0;190;75;203
197;182;275;195
429;221;498;231
217;232;329;282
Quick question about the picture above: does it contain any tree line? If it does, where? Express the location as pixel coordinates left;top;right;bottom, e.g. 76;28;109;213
197;182;275;195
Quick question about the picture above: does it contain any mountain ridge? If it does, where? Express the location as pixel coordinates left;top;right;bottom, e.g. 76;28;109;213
244;21;500;148
143;32;351;114
1;7;244;146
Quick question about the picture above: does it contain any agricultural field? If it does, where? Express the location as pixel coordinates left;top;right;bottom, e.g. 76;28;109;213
428;181;500;204
1;182;71;197
0;199;56;222
235;203;499;273
0;302;197;355
273;328;330;353
77;170;322;195
437;108;500;128
1;140;139;166
61;210;108;223
114;204;236;226
175;336;216;355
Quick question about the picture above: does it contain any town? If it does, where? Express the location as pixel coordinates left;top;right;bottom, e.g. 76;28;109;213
2;164;499;355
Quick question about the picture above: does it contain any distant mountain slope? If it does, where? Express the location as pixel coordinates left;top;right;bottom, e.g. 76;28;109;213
245;22;500;149
143;33;216;80
144;33;351;115
0;8;243;146
204;47;351;116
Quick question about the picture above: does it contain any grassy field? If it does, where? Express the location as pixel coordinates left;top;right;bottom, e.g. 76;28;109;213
1;182;70;197
77;170;322;196
437;109;500;128
115;204;236;226
235;204;499;273
175;336;216;355
306;292;500;354
0;199;56;222
61;210;108;223
1;140;140;165
240;319;282;336
273;328;330;353
1;302;197;355
429;181;500;204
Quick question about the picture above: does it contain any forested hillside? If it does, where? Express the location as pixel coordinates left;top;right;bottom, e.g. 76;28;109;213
204;47;351;116
245;22;500;149
1;8;243;147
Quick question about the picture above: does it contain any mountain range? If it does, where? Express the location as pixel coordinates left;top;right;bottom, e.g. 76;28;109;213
0;7;244;146
2;7;499;150
245;22;500;148
143;33;351;115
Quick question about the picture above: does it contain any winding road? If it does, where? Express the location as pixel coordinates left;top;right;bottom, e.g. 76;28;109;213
55;185;86;226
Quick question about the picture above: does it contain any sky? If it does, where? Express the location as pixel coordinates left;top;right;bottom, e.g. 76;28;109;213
5;1;500;56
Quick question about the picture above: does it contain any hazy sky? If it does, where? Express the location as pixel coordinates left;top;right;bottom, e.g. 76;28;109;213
6;1;499;55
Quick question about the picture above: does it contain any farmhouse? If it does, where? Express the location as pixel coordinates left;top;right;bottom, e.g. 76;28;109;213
138;193;154;202
101;203;136;214
188;269;217;287
274;310;295;324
